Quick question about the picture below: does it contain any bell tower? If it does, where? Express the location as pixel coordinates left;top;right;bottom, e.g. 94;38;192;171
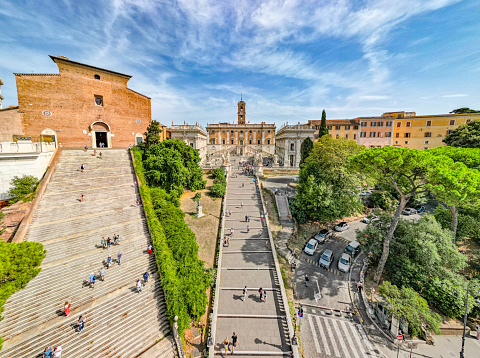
237;97;246;124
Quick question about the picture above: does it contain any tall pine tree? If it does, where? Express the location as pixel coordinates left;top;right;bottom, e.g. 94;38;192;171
318;109;328;139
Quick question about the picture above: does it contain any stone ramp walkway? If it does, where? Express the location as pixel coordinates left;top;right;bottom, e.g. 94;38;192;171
0;149;175;358
210;167;298;357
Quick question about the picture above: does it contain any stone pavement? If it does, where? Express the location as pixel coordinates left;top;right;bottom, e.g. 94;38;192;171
210;168;298;357
0;149;175;358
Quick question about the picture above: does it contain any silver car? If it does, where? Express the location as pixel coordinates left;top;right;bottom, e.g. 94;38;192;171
402;208;417;215
319;249;334;269
337;253;351;273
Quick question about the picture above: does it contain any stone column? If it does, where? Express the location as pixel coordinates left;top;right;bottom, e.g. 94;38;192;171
295;137;301;167
253;130;257;145
227;130;230;145
217;130;221;146
285;138;289;167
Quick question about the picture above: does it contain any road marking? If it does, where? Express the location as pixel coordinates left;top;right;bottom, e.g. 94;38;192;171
324;317;341;357
356;324;378;357
315;315;331;356
350;323;369;358
340;320;361;358
308;314;322;354
331;318;352;358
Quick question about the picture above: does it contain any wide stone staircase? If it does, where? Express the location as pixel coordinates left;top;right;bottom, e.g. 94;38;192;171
0;149;176;358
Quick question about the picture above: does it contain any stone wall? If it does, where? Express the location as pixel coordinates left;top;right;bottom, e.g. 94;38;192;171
0;149;55;200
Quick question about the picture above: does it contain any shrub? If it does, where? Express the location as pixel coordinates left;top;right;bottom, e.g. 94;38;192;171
0;241;46;349
8;175;39;203
193;192;202;201
210;182;226;198
212;168;225;181
288;197;307;224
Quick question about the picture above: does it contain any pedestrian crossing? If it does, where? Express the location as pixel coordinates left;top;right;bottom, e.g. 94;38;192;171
305;314;380;358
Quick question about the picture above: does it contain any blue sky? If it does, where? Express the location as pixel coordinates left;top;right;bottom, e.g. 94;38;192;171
1;0;479;127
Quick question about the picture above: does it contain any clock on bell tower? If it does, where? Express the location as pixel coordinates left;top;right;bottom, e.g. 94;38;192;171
237;96;246;124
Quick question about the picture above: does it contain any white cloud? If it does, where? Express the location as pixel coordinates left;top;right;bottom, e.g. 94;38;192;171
442;94;468;98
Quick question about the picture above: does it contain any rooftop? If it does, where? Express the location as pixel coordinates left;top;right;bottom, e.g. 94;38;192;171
49;55;132;79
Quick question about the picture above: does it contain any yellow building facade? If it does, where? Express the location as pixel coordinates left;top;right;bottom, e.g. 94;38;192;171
391;112;480;150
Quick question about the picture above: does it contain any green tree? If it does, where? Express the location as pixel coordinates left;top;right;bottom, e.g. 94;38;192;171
144;139;206;197
450;108;480;114
318;109;328;139
427;147;480;238
379;281;442;336
296;136;364;221
8;175;39;204
443;120;480;148
349;147;431;283
359;214;466;291
139;120;163;151
299;137;313;166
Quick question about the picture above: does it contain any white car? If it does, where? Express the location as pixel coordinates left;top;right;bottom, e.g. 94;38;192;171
334;222;350;232
337;253;351;273
319;249;334;269
402;208;417;215
304;239;318;256
361;215;379;224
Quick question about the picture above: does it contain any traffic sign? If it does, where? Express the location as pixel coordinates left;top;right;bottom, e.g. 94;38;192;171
397;335;403;341
298;311;303;317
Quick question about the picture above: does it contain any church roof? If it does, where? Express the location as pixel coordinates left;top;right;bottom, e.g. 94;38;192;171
49;55;132;79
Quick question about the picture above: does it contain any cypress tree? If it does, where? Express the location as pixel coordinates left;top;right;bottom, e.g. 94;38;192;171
318;109;328;139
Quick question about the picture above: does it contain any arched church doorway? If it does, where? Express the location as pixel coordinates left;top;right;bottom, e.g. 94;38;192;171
90;121;111;148
40;128;57;149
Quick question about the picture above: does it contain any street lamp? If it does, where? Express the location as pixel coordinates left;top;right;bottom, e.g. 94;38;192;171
460;281;480;358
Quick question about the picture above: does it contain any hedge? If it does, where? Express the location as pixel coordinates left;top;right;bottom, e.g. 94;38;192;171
132;147;208;333
131;147;190;332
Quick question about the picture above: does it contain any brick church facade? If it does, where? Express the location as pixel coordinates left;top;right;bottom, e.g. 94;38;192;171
6;55;163;148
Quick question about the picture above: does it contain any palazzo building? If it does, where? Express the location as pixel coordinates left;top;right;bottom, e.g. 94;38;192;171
0;55;165;148
168;123;208;161
206;98;276;157
275;123;316;167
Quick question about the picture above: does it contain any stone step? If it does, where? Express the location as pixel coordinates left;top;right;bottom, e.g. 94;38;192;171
26;207;144;241
0;251;156;339
33;193;139;223
0;281;170;358
50;166;135;182
0;148;173;357
38;184;137;208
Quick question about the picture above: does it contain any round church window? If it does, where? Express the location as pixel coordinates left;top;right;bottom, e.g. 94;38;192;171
83;130;87;134
42;110;52;116
136;119;141;124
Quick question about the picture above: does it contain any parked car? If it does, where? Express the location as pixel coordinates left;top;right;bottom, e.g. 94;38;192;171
345;240;361;257
402;208;417;215
313;229;331;243
361;214;379;224
319;249;334;269
415;205;426;213
334;222;350;232
303;238;318;256
337;253;351;273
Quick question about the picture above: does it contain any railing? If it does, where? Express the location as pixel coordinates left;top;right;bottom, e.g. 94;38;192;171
0;141;56;153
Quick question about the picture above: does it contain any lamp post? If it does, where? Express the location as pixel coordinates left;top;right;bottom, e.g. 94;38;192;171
460;281;470;358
